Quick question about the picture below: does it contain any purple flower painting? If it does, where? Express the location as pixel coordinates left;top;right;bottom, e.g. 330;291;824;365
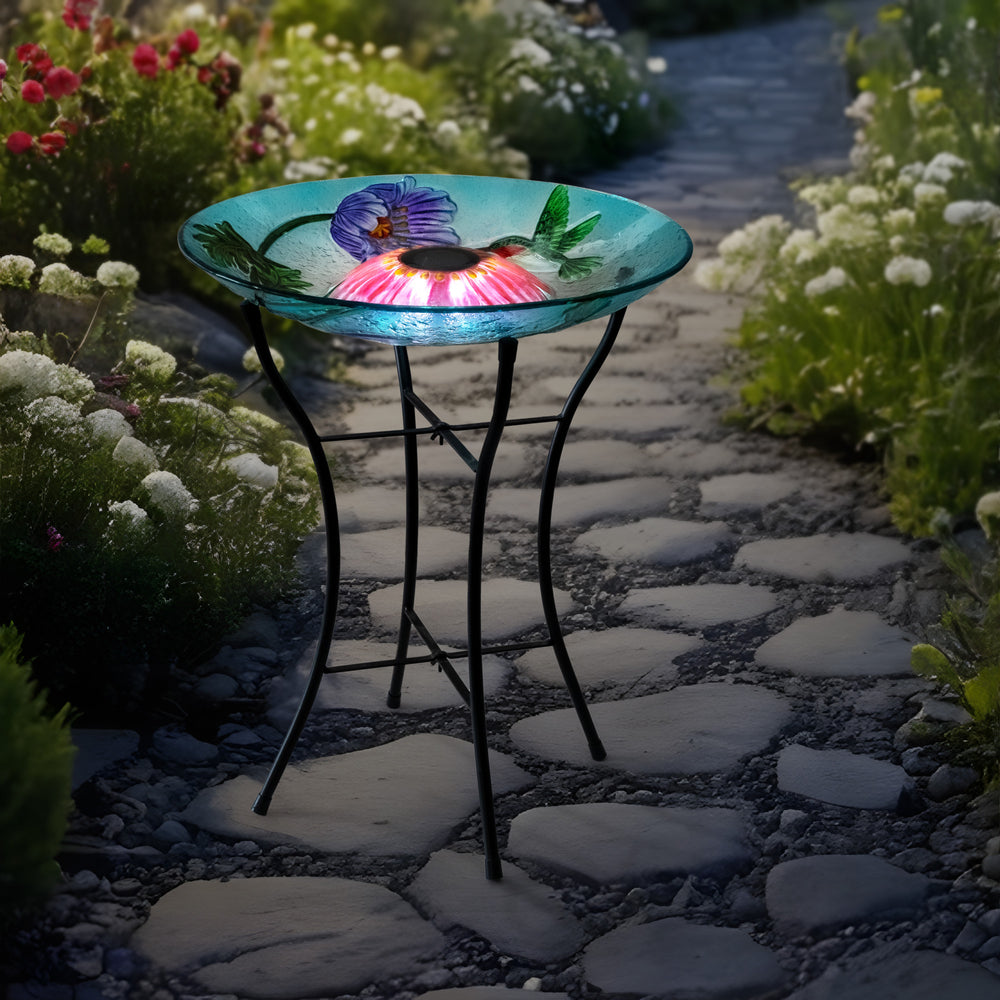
330;175;461;261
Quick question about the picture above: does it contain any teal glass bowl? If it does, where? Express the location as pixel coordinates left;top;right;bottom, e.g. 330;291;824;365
178;174;692;347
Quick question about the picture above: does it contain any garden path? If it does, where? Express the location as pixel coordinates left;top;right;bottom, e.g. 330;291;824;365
44;2;1000;999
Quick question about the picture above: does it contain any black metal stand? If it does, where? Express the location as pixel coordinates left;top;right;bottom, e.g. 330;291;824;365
240;302;623;879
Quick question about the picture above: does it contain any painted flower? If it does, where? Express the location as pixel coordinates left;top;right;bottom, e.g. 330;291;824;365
333;245;551;307
132;43;160;79
330;175;460;262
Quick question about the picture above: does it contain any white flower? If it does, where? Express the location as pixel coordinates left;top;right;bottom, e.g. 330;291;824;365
230;405;282;434
339;127;363;145
692;257;732;292
96;260;140;290
885;208;916;232
142;470;197;520
976;491;1000;540
242;345;285;373
280;440;314;477
922;153;964;183
108;499;150;530
914;182;948;205
224;453;279;489
816;204;878;246
847;184;880;207
804;266;848;297
84;407;134;445
884;255;932;286
126;340;176;381
380;45;401;60
645;56;667;74
294;22;317;39
112;435;158;472
943;200;1000;228
38;263;92;298
898;161;926;183
509;38;553;67
0;350;93;403
844;90;876;123
24;394;81;427
33;232;73;258
779;229;819;264
0;254;35;289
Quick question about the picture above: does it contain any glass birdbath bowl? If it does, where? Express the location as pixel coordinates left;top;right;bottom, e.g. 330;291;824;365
179;175;692;880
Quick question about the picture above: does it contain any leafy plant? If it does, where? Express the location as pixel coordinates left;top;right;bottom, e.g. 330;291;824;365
0;623;75;924
0;244;319;720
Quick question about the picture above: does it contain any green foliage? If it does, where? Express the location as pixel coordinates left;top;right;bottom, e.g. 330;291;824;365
911;538;1000;785
694;1;1000;535
0;249;319;720
0;623;75;923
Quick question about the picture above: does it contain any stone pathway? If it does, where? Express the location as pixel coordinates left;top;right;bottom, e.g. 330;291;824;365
22;2;1000;999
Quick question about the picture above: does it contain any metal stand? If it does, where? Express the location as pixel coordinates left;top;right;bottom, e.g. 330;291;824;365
240;302;624;879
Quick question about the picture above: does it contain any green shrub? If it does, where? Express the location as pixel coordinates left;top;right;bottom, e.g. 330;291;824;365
0;246;319;719
693;1;1000;536
0;623;75;923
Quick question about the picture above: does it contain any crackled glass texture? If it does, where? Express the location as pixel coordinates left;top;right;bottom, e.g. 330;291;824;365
178;174;692;347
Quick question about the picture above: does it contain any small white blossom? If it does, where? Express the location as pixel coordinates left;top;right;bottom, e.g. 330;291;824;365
339;127;363;146
847;184;880;207
33;232;73;258
816;205;879;246
24;394;81;427
380;45;402;60
509;37;553;67
779;229;819;265
142;470;197;520
0;254;36;289
804;266;848;297
38;262;92;298
646;56;667;74
108;499;150;529
294;22;317;39
96;260;140;290
914;182;948;205
242;345;285;373
844;90;876;123
126;340;176;381
885;208;916;232
943;200;1000;229
84;407;134;445
884;255;933;286
112;435;158;472
0;350;93;403
976;491;1000;540
230;405;282;434
224;453;279;489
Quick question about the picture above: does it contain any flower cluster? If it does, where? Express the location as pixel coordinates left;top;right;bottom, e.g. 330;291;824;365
694;2;1000;536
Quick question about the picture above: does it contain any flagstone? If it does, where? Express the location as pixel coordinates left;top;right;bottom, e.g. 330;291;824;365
766;855;932;936
540;374;677;406
783;945;1000;1000
336;484;409;531
573;516;733;567
488;476;671;524
341;526;500;580
755;608;914;678
735;532;910;582
700;471;800;513
619;582;779;629
509;682;790;774
181;734;534;856
508;803;750;884
583;918;787;999
267;640;510;723
549;438;655;480
368;577;575;645
130;876;446;1000
653;439;761;476
358;438;531;484
418;992;570;1000
514;626;700;689
407;850;585;962
568;402;700;438
777;744;908;810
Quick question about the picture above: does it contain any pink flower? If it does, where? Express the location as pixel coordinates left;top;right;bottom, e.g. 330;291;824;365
16;43;43;64
21;79;45;103
132;43;160;79
38;132;67;155
334;246;552;307
44;66;82;100
47;525;65;552
175;29;200;55
62;0;98;30
6;131;34;154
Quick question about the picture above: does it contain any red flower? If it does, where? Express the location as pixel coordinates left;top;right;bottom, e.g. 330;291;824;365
175;29;200;55
62;0;98;30
38;132;67;155
5;131;34;154
132;43;160;79
21;79;45;103
16;43;43;64
47;526;65;552
44;66;82;100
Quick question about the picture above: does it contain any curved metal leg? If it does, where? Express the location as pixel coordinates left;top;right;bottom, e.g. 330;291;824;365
537;308;627;762
240;302;342;816
387;346;419;708
469;337;518;880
